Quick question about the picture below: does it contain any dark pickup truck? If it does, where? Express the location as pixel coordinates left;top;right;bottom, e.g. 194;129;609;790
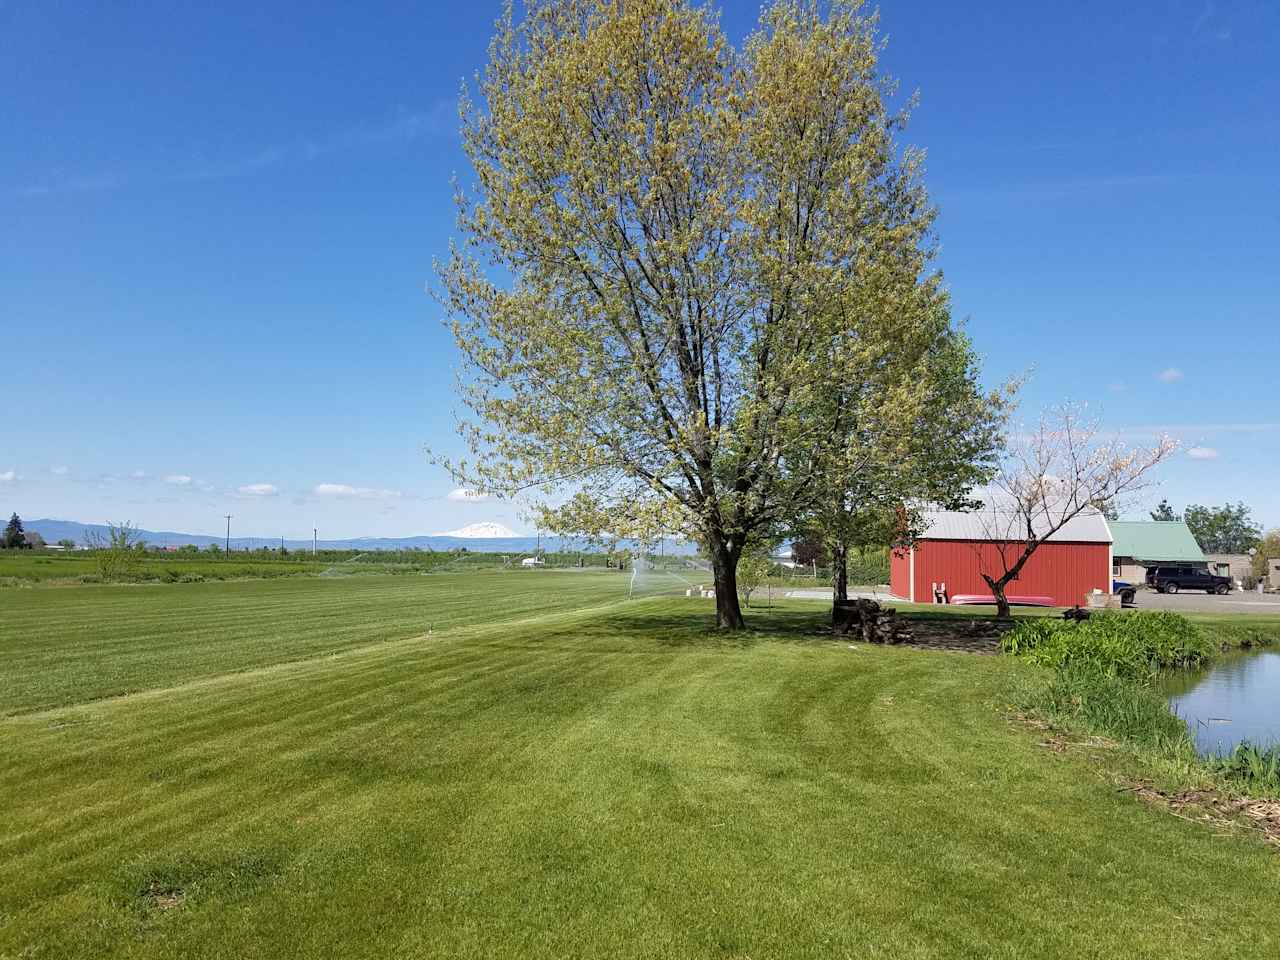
1145;565;1232;595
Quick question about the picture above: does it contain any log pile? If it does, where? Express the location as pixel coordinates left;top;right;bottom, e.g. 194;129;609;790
832;599;913;644
833;599;1019;650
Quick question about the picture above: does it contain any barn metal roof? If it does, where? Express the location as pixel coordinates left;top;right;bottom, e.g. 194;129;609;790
1108;521;1205;562
918;508;1112;544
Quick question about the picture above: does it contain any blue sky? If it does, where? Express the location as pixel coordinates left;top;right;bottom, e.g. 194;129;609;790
3;0;1278;539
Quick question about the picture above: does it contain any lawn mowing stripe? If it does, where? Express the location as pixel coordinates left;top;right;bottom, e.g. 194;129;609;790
0;572;630;715
5;584;1280;958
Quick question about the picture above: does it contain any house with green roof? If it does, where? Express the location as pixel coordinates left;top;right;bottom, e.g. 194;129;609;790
1108;520;1206;584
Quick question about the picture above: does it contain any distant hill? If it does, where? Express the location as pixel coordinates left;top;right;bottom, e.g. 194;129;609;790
24;519;695;555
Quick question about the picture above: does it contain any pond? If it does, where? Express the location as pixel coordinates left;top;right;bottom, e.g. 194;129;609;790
1166;650;1280;755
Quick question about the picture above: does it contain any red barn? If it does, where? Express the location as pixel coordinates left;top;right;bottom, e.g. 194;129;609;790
890;509;1112;608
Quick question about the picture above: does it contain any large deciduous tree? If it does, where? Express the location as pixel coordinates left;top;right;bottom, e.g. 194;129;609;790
438;0;976;627
805;315;1011;601
1183;502;1262;554
974;405;1177;618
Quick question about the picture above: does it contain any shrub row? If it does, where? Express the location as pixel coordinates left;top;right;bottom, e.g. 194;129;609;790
1001;611;1216;679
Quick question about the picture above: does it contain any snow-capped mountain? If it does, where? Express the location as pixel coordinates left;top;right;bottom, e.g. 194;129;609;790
431;521;521;539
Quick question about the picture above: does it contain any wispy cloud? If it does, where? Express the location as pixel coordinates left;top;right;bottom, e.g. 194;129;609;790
313;483;401;501
238;483;279;497
1109;421;1278;443
0;469;18;483
1150;422;1278;434
446;487;493;503
14;172;125;199
1187;446;1220;460
1157;367;1184;383
173;102;454;183
50;465;70;476
946;172;1196;204
164;474;193;486
13;101;454;199
1193;1;1232;42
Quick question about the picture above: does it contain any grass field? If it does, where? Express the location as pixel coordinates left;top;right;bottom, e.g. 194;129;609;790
2;573;1278;958
0;569;634;715
0;553;333;584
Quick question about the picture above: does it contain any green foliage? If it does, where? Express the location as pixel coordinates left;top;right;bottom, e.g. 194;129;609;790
1021;661;1194;746
88;522;145;581
736;547;773;606
844;545;890;584
1007;609;1280;799
1149;498;1179;522
4;513;27;549
1184;501;1262;554
1251;529;1280;582
1184;612;1280;650
1002;611;1215;679
437;0;1009;628
1206;741;1280;792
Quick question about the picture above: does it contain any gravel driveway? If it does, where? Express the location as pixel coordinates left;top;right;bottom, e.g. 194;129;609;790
1132;590;1280;614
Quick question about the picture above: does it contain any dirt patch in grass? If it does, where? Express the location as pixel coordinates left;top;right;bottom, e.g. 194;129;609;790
896;632;1002;654
832;615;1012;654
144;882;186;910
1122;781;1280;848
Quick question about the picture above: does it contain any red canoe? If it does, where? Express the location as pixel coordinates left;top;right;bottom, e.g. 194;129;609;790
948;594;1057;608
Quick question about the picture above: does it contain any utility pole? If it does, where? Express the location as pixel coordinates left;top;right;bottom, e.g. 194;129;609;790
225;515;232;553
313;528;317;556
280;535;285;553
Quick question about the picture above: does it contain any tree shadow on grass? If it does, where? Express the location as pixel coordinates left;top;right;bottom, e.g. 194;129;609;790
577;606;827;648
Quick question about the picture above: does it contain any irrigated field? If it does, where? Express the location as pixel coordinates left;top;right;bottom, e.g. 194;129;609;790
2;573;1278;959
0;570;632;714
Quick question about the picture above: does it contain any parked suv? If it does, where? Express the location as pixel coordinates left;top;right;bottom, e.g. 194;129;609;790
1145;565;1232;595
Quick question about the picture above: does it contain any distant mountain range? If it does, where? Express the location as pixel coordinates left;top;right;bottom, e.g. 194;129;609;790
25;518;694;555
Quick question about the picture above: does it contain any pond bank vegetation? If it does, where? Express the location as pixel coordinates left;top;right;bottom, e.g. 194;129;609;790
1002;610;1280;844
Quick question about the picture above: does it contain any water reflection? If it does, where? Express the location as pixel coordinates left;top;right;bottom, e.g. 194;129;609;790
1167;651;1280;755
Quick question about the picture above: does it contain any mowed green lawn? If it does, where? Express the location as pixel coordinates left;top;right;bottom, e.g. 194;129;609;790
1;575;1277;959
0;570;629;714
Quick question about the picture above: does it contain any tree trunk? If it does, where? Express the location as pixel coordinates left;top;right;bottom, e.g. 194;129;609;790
983;574;1012;620
709;539;745;630
833;542;849;602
